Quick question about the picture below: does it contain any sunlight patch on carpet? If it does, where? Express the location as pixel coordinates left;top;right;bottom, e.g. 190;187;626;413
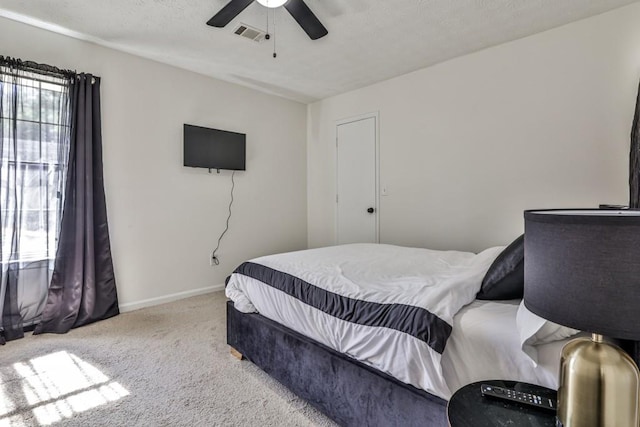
0;351;129;426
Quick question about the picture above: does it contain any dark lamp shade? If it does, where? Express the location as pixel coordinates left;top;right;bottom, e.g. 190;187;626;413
524;209;640;340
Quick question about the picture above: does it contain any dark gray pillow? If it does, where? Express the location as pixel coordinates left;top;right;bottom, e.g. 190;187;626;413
477;234;524;300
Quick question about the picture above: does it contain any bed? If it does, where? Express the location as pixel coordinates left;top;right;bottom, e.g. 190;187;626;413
225;243;572;426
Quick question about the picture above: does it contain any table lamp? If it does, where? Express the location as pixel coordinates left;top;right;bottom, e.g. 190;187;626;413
524;209;640;427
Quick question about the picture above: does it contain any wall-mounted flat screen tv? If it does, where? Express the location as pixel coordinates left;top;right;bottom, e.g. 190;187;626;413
183;124;246;171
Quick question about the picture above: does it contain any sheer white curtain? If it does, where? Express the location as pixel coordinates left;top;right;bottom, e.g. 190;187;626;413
0;58;71;343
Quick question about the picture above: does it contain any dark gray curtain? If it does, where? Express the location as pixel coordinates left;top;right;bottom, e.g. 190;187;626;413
630;78;640;208
0;57;72;344
34;74;118;335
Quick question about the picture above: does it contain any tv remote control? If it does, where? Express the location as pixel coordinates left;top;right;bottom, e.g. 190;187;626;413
480;384;557;412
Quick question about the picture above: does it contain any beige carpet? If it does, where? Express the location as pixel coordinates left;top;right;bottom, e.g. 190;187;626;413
0;292;336;426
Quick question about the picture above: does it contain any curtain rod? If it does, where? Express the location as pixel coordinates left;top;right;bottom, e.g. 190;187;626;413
0;56;99;80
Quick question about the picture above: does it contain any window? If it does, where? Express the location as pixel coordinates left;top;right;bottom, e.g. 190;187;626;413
0;69;71;264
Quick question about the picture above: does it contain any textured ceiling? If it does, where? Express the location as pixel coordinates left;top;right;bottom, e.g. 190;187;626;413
0;0;638;103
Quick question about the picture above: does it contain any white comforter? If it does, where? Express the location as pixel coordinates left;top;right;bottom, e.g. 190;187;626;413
225;243;503;399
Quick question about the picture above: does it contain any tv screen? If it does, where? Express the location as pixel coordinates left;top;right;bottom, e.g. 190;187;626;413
183;124;246;171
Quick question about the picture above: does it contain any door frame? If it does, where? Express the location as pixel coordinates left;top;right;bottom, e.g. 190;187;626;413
334;111;380;245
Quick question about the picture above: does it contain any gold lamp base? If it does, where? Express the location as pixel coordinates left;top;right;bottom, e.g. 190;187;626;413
557;334;640;427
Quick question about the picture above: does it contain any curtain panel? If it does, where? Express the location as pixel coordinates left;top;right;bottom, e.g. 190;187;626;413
0;57;73;344
35;74;119;335
630;78;640;209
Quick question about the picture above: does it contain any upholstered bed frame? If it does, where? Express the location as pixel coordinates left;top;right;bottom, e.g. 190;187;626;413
226;301;448;427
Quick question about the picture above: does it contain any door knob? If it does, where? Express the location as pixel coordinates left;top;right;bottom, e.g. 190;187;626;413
367;207;375;214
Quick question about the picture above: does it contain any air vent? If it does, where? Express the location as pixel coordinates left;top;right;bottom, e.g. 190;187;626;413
233;23;267;43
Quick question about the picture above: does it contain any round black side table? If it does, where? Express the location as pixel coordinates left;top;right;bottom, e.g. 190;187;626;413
447;380;557;427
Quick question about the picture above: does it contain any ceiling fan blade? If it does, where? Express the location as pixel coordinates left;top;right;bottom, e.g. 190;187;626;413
284;0;328;40
207;0;254;28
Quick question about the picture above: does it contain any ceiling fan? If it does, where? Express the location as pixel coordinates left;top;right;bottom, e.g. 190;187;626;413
207;0;328;40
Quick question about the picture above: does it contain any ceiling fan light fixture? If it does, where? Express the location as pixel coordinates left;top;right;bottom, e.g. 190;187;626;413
256;0;288;8
207;0;327;40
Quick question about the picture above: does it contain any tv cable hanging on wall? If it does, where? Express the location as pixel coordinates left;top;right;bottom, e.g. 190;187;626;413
211;170;236;265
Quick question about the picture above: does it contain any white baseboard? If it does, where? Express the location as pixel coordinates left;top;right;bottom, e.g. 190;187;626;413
119;284;225;313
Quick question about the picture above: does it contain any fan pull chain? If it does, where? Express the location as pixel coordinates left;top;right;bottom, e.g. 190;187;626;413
265;2;270;37
272;7;277;58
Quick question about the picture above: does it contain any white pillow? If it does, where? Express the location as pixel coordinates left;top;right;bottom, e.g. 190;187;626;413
516;300;580;365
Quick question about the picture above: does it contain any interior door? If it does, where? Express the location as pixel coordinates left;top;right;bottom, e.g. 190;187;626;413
336;116;378;244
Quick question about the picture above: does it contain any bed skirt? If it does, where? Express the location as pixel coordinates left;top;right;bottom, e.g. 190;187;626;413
226;301;447;427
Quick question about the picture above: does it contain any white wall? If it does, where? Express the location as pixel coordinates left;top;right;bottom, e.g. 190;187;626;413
308;3;640;253
0;17;308;309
